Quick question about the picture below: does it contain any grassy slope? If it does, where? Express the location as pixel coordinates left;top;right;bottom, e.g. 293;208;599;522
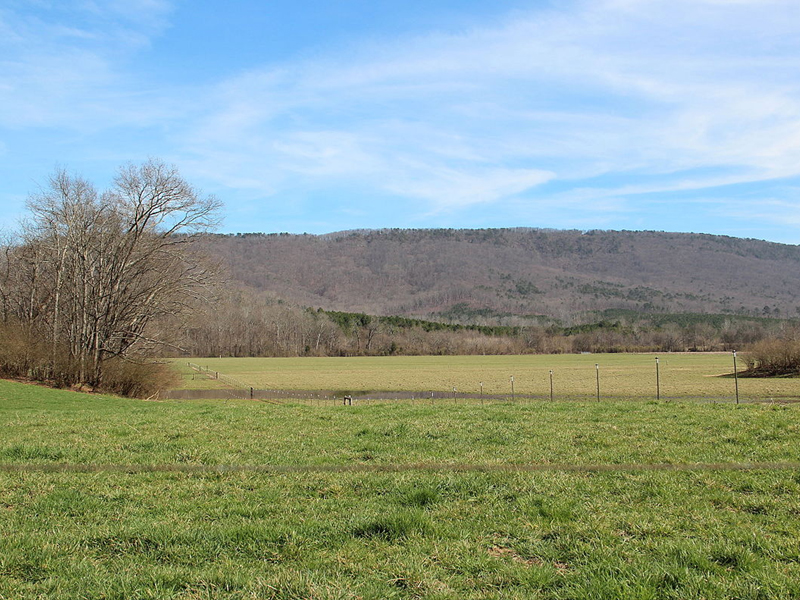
172;353;800;401
1;379;799;599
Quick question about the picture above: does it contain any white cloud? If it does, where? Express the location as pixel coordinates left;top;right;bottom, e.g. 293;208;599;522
0;1;177;130
386;166;556;211
171;0;800;217
725;196;800;226
3;0;800;234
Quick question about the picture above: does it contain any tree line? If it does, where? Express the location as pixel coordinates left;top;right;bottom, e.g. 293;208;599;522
178;289;797;359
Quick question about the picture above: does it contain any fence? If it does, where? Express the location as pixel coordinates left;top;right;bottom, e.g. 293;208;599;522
172;361;798;405
165;387;541;403
184;363;268;402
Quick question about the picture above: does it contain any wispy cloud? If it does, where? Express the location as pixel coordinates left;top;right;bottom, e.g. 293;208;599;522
1;0;799;240
0;0;176;130
172;0;800;222
727;196;800;227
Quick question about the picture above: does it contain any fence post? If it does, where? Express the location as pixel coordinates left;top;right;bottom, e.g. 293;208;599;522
595;364;600;402
733;350;739;405
549;370;554;402
655;357;660;401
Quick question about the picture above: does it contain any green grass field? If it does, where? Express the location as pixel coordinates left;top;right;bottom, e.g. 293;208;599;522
172;353;799;401
2;378;800;599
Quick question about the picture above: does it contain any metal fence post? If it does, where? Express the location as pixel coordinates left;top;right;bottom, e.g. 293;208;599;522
655;357;660;401
595;364;600;401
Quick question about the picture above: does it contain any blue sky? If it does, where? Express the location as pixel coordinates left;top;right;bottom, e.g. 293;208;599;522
2;0;800;243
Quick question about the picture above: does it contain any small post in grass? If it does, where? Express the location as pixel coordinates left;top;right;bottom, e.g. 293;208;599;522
510;375;515;402
453;386;457;403
549;369;554;402
480;381;484;405
595;363;600;402
733;350;739;405
655;357;660;401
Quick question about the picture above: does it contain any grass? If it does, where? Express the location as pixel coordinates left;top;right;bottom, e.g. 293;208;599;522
1;379;800;598
172;353;800;401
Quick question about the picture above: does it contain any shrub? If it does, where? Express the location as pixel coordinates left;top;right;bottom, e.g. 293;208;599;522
0;322;52;380
100;359;179;398
0;321;178;397
742;337;800;377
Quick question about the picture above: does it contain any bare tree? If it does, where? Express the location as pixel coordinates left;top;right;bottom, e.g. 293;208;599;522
8;159;220;388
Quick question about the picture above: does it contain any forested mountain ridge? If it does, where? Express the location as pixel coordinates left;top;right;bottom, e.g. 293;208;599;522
201;228;800;323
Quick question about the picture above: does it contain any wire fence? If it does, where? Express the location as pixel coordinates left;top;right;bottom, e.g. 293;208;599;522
168;363;798;405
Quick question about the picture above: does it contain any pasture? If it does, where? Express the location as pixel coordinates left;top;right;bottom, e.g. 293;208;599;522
171;353;799;402
1;377;799;599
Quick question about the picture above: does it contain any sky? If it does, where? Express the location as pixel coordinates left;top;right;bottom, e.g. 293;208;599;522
2;0;800;243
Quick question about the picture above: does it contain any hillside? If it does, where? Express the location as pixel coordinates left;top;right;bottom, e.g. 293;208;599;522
202;229;800;323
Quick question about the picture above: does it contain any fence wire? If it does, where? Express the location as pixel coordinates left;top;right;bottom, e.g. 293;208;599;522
174;362;798;405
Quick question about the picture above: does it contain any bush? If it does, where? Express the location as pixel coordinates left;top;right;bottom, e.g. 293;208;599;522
99;359;179;398
0;321;178;397
0;322;52;380
743;337;800;377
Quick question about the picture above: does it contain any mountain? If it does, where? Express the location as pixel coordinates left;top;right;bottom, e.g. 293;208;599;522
202;228;800;323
